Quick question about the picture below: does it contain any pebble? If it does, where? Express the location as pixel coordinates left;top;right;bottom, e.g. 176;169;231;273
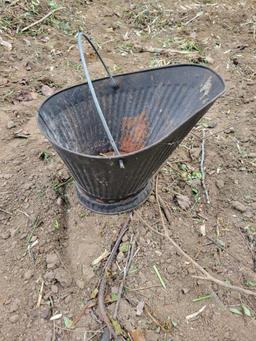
56;197;63;206
75;279;85;290
231;200;247;213
215;179;224;189
9;299;20;313
148;195;156;203
23;182;33;191
205;56;214;64
44;271;55;282
207;121;217;128
46;253;60;269
54;268;72;287
7;120;16;129
51;285;59;294
181;288;190;294
116;252;124;262
24;269;33;280
122;234;129;242
167;265;176;275
1;230;11;240
9;314;19;323
248;152;256;158
225;127;235;134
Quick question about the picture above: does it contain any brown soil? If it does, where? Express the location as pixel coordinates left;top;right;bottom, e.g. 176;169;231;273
1;1;256;340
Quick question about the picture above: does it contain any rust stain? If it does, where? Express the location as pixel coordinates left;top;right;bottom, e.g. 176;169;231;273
120;111;149;153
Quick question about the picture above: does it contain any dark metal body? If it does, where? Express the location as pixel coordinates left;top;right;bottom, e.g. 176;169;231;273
38;64;225;214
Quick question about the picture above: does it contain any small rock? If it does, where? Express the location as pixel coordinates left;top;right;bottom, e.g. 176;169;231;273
206;121;217;129
216;179;224;189
122;234;129;242
189;147;201;160
116;252;124;262
167;265;176;274
225;127;235;134
75;279;85;290
231;201;247;213
46;253;60;269
44;271;55;282
23;182;32;191
41;85;55;97
24;269;33;280
51;285;59;294
175;194;191;210
56;197;63;206
54;268;72;287
248;153;256;158
30;235;37;243
7;120;16;129
182;288;190;294
205;56;214;64
9;299;20;313
148;195;156;203
9;314;19;323
40;305;51;320
1;230;11;240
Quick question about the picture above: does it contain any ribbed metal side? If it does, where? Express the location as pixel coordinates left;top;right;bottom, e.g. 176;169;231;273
38;64;225;213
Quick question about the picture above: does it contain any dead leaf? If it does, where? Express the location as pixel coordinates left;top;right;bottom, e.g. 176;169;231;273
175;194;191;210
15;90;37;102
130;329;146;341
136;301;145;316
41;85;55;97
0;36;12;51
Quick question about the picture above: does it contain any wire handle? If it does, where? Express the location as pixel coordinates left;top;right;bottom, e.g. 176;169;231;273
76;32;124;168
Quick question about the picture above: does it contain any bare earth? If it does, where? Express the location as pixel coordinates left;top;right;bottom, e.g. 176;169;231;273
0;0;256;340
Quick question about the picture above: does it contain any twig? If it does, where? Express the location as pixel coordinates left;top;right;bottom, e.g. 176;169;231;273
133;44;199;56
113;236;135;319
135;210;256;297
21;7;65;33
158;195;172;224
0;207;12;215
126;284;161;292
155;176;168;236
98;215;132;340
186;305;206;321
200;129;210;204
17;209;31;219
144;304;167;332
183;11;203;26
36;280;44;308
72;302;96;327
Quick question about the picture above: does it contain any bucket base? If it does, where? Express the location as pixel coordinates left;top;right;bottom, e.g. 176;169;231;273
76;182;152;214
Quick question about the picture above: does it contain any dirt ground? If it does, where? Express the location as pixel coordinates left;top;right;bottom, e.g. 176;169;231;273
1;0;256;340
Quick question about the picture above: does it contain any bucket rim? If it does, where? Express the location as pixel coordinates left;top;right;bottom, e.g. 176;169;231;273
37;63;225;160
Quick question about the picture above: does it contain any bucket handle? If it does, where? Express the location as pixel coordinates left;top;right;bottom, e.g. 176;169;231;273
76;32;124;168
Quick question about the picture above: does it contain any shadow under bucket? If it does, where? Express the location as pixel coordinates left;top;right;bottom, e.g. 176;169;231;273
38;34;225;214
